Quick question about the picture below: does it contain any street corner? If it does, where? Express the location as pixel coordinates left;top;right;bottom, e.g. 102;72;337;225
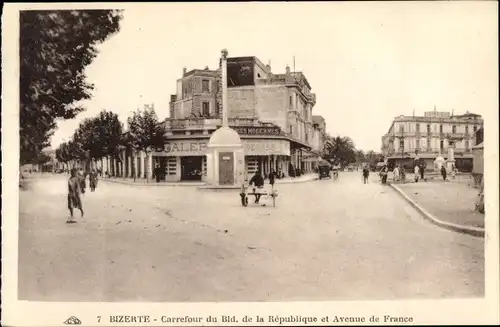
390;182;485;237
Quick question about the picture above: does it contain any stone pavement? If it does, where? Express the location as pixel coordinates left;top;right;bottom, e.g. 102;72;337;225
18;172;484;302
395;181;484;229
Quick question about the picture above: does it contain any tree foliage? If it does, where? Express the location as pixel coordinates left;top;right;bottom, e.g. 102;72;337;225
56;110;124;166
20;10;123;164
324;135;357;165
127;106;165;181
127;106;165;153
34;152;52;166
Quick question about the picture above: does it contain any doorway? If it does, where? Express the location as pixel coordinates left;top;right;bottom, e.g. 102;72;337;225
181;156;203;181
218;152;234;185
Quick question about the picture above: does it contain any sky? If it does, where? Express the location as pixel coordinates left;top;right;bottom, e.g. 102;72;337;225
49;2;498;152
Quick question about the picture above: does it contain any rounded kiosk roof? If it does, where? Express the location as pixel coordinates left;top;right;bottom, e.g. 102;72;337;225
207;126;242;147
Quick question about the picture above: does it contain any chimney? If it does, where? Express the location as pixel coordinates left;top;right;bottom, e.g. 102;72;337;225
285;65;290;74
183;67;187;76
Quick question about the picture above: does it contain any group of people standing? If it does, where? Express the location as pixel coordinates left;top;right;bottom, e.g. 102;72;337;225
67;168;99;223
361;164;389;184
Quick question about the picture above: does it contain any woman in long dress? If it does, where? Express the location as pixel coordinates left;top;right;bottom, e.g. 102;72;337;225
68;168;84;222
393;165;400;183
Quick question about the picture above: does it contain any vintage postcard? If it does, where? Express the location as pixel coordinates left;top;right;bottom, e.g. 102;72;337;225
2;1;499;326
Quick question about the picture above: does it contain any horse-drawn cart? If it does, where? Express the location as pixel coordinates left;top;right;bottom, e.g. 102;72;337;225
239;184;278;207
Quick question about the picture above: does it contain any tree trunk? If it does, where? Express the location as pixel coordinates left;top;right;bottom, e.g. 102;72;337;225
132;150;136;182
145;150;151;183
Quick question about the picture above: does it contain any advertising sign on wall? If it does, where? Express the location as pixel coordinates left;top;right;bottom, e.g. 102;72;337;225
232;126;282;136
153;139;291;157
227;57;254;87
243;139;290;156
152;141;208;157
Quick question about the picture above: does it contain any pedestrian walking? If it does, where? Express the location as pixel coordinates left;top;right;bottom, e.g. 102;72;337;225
67;168;84;223
89;169;98;192
362;165;370;184
154;164;161;183
393;165;400;183
414;165;420;183
440;165;447;181
269;170;276;189
78;169;86;194
420;163;425;181
379;165;388;184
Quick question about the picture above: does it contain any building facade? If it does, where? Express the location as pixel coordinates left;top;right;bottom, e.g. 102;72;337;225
471;126;484;187
381;110;483;170
150;56;326;182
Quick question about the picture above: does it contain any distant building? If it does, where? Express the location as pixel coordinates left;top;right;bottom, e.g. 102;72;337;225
381;109;483;170
312;115;327;154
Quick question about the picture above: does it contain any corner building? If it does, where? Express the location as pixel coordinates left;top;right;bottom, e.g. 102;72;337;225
154;56;326;182
381;110;483;170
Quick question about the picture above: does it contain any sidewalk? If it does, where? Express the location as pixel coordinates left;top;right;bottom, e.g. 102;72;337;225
391;181;484;237
275;173;318;184
102;177;204;187
102;173;318;187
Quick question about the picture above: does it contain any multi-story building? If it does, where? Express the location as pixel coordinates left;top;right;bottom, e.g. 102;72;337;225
312;115;327;154
150;55;325;182
381;110;483;170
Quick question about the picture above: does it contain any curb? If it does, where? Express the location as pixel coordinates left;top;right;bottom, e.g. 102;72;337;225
101;175;319;187
390;183;485;238
275;176;319;184
101;178;204;187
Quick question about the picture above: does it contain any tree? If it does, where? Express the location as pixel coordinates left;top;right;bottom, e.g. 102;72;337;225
96;110;124;167
127;106;165;182
325;135;356;166
55;142;72;169
355;149;365;164
20;10;123;165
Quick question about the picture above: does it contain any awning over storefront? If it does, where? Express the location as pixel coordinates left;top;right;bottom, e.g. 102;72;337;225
302;156;322;162
154;137;291;157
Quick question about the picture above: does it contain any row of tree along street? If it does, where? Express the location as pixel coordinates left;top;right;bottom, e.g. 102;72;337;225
55;107;165;179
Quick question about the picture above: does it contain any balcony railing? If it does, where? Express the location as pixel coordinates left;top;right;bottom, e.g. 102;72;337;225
387;147;473;156
163;117;277;130
390;132;470;139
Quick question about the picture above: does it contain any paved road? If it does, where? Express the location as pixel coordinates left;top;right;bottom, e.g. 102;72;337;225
18;172;484;302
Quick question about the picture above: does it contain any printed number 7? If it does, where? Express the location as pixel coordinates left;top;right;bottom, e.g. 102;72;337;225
97;316;101;322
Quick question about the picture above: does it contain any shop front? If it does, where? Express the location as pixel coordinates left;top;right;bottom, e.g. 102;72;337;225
180;156;204;181
242;139;290;180
152;136;292;182
152;140;208;182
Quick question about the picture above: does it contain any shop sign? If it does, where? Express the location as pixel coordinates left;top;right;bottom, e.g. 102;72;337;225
232;126;282;136
243;140;290;156
163;141;208;156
